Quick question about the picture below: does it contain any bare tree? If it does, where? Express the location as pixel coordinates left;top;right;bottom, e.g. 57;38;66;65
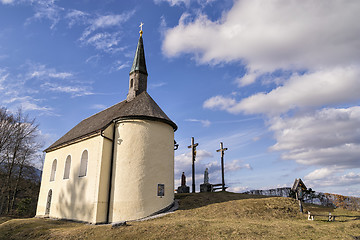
0;108;42;216
0;108;15;165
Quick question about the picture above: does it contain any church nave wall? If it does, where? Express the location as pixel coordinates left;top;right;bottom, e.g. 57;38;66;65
36;135;108;223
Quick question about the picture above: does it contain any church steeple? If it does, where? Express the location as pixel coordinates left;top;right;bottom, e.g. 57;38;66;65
127;23;148;102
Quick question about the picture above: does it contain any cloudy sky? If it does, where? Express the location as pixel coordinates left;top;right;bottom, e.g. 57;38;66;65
1;0;360;196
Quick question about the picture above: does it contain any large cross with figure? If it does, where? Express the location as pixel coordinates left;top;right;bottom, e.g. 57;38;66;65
188;137;198;193
216;142;228;192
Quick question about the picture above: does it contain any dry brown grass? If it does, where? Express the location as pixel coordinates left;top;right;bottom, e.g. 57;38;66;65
1;192;360;239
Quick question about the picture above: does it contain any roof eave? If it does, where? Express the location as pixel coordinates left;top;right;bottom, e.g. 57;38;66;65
44;129;102;153
114;115;177;131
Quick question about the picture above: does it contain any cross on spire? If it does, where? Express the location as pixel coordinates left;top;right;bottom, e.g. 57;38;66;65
216;142;228;191
139;22;144;36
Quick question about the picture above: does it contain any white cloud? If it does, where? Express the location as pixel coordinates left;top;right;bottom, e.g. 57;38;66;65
283;144;360;168
155;0;216;7
1;0;14;4
0;62;92;116
83;32;125;53
163;0;360;72
0;70;9;90
225;159;252;171
304;167;340;181
41;82;93;97
149;82;167;89
204;67;360;115
25;0;64;29
78;11;135;53
154;0;190;7
65;9;89;27
48;72;73;79
235;71;261;87
203;95;236;112
175;149;213;166
90;104;107;110
185;118;211;127
305;168;360;188
92;13;134;30
227;185;250;193
27;63;73;80
116;63;129;71
80;12;134;39
2;95;54;115
270;107;360;168
21;101;52;112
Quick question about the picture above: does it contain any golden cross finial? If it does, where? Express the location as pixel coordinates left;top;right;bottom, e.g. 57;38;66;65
139;22;144;36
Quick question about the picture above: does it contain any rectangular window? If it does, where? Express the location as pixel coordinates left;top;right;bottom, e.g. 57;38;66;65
157;184;164;197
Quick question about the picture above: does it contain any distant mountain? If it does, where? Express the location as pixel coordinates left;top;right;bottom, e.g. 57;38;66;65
0;162;42;182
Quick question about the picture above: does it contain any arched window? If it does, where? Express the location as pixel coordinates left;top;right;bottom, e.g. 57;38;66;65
130;79;134;88
79;150;88;177
63;155;71;179
50;159;57;181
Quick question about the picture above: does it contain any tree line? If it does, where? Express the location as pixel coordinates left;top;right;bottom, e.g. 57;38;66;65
0;108;43;217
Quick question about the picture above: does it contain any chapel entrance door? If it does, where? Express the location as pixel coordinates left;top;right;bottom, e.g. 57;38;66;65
45;189;52;216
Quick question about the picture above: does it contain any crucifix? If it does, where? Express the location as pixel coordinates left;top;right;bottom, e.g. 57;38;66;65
188;137;198;193
216;142;228;191
139;22;144;36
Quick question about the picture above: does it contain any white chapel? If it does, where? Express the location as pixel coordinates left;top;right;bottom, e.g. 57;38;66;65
36;28;178;224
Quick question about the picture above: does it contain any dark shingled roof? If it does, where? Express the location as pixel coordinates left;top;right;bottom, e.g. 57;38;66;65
45;92;177;152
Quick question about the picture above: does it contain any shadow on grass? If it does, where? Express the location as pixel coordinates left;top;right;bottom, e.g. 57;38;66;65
175;191;273;210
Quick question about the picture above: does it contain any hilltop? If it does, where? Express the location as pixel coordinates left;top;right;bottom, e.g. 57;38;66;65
1;192;360;239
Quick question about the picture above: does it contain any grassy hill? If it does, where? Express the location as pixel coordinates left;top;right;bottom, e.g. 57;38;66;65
1;192;360;239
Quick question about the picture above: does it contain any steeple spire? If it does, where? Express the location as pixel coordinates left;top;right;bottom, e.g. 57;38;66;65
129;34;148;76
127;23;148;102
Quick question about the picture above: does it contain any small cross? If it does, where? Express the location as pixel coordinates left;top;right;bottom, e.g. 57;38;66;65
139;22;144;31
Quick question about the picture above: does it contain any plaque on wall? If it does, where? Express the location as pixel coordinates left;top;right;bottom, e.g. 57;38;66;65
157;184;165;197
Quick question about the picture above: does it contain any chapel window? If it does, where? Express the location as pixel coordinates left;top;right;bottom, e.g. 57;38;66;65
50;159;57;182
63;155;71;179
79;150;88;177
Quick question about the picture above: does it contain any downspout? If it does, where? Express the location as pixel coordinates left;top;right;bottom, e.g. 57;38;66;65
106;120;117;223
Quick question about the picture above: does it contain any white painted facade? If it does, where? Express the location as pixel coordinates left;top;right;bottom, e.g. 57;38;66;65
36;119;174;224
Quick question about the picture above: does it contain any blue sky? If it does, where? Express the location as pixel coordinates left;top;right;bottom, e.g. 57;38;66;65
1;0;360;196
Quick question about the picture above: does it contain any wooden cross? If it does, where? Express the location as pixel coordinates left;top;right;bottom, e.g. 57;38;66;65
188;137;198;193
216;142;228;191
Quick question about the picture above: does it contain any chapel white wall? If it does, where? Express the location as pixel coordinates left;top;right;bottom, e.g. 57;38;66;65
109;119;174;222
36;134;112;224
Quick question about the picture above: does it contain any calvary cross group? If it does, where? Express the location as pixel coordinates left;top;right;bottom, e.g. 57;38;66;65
178;137;228;193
